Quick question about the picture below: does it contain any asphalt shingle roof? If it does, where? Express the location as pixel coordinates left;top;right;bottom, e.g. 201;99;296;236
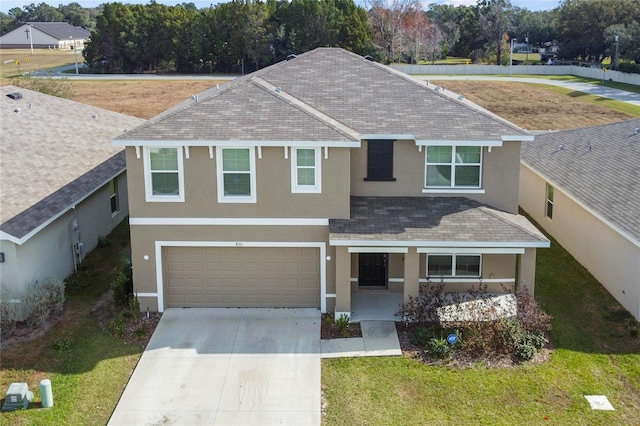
329;197;549;245
521;119;640;243
0;85;144;241
26;22;90;40
118;48;529;143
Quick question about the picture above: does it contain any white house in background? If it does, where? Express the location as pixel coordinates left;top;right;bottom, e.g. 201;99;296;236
0;85;144;317
0;22;90;50
520;119;640;321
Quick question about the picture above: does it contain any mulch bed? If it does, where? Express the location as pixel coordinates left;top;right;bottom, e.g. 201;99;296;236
320;313;362;339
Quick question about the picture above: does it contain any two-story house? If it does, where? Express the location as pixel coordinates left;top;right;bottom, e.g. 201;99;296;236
113;48;549;320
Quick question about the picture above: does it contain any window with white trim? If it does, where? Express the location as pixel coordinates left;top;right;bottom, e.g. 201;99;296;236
143;147;185;202
292;147;321;193
427;254;481;278
109;178;119;214
545;183;554;219
217;147;256;203
425;146;482;188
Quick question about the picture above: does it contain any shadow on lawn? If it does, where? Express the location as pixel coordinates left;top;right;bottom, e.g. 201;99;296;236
525;212;640;355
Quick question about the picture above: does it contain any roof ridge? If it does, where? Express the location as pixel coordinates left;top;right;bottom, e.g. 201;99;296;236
250;77;360;141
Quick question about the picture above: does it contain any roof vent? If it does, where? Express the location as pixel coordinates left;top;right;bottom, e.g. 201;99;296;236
286;54;297;61
6;92;23;100
91;113;98;119
634;128;639;134
275;87;282;93
363;55;374;61
14;108;20;114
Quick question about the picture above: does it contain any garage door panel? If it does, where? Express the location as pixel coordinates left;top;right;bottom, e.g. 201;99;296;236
164;246;320;308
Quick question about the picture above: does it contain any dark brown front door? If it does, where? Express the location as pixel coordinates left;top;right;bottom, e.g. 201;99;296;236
358;253;387;288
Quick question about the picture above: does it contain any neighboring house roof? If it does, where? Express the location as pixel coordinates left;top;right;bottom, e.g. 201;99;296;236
25;22;90;40
0;85;144;244
521;119;640;243
116;48;530;145
329;197;549;247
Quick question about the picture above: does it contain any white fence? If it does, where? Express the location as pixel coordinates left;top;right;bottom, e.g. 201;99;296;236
392;64;640;86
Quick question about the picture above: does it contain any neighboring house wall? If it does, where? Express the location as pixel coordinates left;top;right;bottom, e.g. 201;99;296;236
0;173;128;317
520;164;640;321
350;140;521;213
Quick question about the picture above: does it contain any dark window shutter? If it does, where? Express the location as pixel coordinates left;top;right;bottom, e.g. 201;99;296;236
365;140;395;181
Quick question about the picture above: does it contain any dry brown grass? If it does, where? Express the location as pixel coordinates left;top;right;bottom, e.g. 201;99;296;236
432;80;635;130
69;80;222;119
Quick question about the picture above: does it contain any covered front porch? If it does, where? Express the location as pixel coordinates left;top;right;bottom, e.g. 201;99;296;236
328;197;550;320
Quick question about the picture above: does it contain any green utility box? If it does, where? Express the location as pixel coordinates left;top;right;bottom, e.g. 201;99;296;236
2;382;33;412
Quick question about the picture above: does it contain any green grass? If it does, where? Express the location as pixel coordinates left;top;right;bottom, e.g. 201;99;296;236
0;221;143;426
322;225;640;425
529;83;640;117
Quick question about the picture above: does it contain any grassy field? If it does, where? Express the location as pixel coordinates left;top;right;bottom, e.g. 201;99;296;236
322;226;640;425
0;48;82;81
431;80;639;130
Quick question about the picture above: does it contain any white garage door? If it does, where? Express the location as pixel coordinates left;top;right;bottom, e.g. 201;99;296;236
163;246;320;308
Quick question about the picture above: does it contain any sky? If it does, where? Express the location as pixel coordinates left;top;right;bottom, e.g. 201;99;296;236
0;0;562;14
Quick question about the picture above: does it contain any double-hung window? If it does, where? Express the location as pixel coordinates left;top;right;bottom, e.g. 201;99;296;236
217;147;256;203
109;178;119;214
425;146;482;189
144;147;184;202
427;254;481;278
292;148;321;193
545;183;554;219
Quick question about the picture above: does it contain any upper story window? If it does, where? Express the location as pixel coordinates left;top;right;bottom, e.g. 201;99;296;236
365;140;395;181
545;183;554;219
109;177;119;215
427;254;481;278
425;146;482;189
217;147;256;203
292;147;321;193
143;147;185;202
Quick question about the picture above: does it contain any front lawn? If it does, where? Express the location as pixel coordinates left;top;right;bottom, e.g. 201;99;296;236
322;228;640;425
0;221;147;426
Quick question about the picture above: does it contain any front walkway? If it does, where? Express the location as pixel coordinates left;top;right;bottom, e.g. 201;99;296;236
321;321;402;358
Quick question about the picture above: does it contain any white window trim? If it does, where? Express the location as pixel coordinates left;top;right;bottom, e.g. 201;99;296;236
427;253;482;278
216;146;257;203
545;183;554;220
291;147;321;193
143;147;185;203
109;178;119;217
424;146;483;190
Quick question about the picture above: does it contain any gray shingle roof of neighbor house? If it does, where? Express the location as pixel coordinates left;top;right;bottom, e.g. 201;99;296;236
520;118;640;243
116;48;531;144
329;197;549;246
26;22;91;40
0;85;145;243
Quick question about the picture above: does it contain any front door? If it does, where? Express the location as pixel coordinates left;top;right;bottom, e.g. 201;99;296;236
358;253;387;288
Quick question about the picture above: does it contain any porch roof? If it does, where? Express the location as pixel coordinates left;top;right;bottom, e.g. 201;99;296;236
329;197;549;247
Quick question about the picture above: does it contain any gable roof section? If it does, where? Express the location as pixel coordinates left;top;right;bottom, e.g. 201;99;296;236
27;22;90;40
520;119;640;244
116;48;529;146
0;85;144;243
330;197;549;247
116;77;358;143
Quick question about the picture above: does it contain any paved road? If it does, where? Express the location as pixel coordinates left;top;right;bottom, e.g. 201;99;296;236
415;75;640;106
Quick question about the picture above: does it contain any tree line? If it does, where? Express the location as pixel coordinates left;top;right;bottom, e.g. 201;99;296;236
1;0;638;74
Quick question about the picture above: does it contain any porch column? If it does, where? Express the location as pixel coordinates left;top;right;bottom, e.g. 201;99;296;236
403;247;420;303
519;248;537;294
335;246;351;318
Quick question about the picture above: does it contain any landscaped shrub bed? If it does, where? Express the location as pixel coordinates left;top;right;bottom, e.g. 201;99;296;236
397;283;553;366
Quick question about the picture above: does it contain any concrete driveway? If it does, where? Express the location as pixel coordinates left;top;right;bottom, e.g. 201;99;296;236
108;308;320;426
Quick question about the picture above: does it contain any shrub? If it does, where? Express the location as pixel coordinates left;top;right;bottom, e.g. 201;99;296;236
397;282;447;322
516;286;552;334
97;235;109;248
426;338;452;358
410;326;437;347
64;268;93;293
500;317;548;361
52;338;73;352
111;263;133;308
336;313;350;337
617;61;640;74
0;284;21;336
25;279;65;328
109;314;126;338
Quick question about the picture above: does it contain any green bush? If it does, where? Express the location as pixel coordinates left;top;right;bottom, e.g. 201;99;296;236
109;314;126;338
617;61;640;74
426;338;452;358
0;284;20;336
410;326;437;347
25;279;65;328
336;313;350;337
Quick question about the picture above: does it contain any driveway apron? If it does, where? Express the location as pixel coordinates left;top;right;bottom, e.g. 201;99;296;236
108;308;321;426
